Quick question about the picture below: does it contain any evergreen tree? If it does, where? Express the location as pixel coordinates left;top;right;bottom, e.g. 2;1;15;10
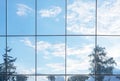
0;47;16;81
89;46;116;81
0;47;27;81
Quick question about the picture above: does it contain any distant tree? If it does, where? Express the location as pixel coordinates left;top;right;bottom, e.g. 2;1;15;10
89;46;116;81
47;75;55;81
16;74;27;81
0;47;27;81
116;76;120;80
68;75;89;81
0;47;16;81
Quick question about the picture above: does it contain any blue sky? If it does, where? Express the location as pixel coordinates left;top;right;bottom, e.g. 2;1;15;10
0;0;120;81
0;0;6;35
37;0;65;35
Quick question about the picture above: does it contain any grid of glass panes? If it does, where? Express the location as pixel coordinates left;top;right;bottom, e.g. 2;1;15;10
0;0;120;81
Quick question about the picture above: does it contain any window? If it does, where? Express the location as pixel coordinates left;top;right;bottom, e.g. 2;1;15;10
0;0;120;81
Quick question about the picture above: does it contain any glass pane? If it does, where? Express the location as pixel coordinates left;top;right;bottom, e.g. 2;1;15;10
37;0;65;35
98;36;120;74
7;0;35;35
98;0;120;35
67;36;95;74
0;0;6;35
37;36;65;74
7;37;35;74
37;76;65;81
67;0;95;35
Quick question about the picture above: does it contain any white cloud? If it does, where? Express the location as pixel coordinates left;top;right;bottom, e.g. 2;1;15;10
98;0;120;34
67;44;93;57
39;6;62;17
67;24;94;34
67;0;95;34
21;39;93;73
67;58;90;74
51;43;65;57
37;63;65;74
21;39;65;58
67;0;120;35
37;42;65;58
46;63;65;73
16;63;35;74
37;76;48;81
18;68;35;74
16;4;33;16
16;4;62;19
20;38;34;48
37;41;51;51
21;39;93;58
66;44;93;74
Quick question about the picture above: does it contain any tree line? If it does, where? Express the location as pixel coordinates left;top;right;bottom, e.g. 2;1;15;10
46;46;119;81
0;46;119;81
0;47;27;81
